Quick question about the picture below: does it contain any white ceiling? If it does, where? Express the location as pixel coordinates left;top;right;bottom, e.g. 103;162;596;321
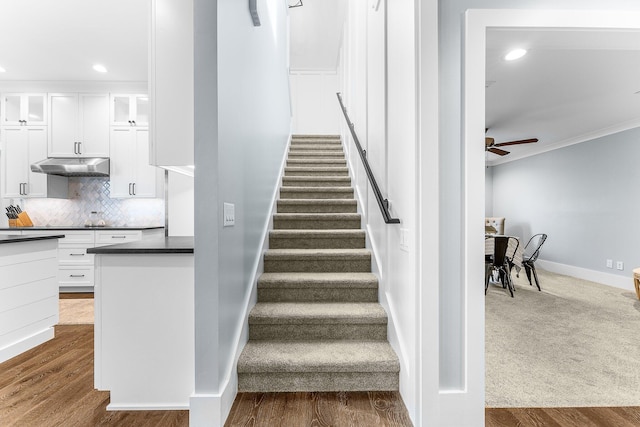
0;0;148;82
486;29;640;165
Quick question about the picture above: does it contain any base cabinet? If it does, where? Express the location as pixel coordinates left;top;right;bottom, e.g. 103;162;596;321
19;229;164;291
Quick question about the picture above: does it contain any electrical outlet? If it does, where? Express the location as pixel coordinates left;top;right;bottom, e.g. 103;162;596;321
616;261;624;271
606;259;613;268
223;203;235;227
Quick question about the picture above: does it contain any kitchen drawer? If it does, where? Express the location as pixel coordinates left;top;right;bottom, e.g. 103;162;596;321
58;266;94;287
57;230;95;245
94;230;142;246
59;248;95;266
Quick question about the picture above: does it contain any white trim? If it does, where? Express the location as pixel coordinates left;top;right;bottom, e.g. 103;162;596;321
463;9;640;427
189;394;222;427
107;403;190;411
0;327;54;364
537;259;634;292
289;68;338;74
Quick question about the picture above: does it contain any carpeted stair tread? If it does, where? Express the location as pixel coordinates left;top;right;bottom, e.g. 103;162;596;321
273;213;361;229
292;134;341;140
264;248;370;259
276;199;357;213
258;272;378;288
249;302;387;324
237;340;399;373
287;159;347;166
269;229;365;249
287;151;345;158
282;176;351;187
280;187;354;200
284;166;349;176
288;145;344;151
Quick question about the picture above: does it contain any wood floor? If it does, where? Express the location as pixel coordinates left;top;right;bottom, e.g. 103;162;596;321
225;391;412;426
3;322;640;426
0;325;189;426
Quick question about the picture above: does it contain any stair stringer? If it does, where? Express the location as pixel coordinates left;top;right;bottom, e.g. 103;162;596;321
342;135;409;396
214;134;293;422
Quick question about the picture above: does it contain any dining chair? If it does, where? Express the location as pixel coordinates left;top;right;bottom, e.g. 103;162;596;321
485;235;519;297
522;233;547;291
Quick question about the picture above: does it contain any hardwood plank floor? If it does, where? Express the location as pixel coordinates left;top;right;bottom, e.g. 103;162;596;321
486;407;640;427
0;325;189;426
225;392;413;426
4;323;640;426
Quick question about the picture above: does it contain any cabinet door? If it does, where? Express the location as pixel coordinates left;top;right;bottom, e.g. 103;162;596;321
78;94;109;157
25;127;48;197
111;95;132;126
132;129;157;197
49;93;79;157
2;127;29;197
133;95;149;127
109;128;136;198
2;94;46;126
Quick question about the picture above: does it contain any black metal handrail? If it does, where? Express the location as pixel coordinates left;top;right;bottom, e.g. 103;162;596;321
336;92;400;224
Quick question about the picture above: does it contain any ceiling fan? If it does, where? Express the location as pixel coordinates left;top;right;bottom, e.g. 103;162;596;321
485;130;538;156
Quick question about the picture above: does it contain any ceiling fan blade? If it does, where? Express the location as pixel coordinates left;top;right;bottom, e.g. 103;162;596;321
488;147;510;156
493;138;538;147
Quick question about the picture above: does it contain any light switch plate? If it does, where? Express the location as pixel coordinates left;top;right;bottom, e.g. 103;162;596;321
223;203;235;227
400;228;409;252
616;261;624;271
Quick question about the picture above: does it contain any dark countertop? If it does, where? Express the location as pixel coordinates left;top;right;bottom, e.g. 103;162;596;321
0;226;164;231
0;233;65;244
87;236;194;254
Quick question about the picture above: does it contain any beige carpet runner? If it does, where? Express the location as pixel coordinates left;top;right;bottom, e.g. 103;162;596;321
237;135;400;392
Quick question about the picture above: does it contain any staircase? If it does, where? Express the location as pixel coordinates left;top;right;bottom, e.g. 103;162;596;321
237;134;400;392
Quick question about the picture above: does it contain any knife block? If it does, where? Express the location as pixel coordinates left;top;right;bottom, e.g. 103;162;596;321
17;211;33;227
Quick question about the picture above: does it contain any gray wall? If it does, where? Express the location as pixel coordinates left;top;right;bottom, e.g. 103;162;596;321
194;0;291;402
485;166;493;216
491;127;640;277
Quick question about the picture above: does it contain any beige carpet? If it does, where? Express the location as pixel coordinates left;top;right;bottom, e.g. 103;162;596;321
59;299;94;324
486;268;640;407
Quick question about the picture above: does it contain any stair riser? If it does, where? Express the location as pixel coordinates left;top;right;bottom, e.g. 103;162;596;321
288;155;345;160
257;288;378;303
238;372;399;392
289;146;343;152
264;258;371;273
276;202;357;214
269;236;364;249
292;137;341;142
280;190;353;200
273;218;361;230
284;169;349;177
249;324;387;341
282;181;351;188
287;161;347;167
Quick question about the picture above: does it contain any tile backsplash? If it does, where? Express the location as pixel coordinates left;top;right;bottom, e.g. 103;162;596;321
5;177;164;227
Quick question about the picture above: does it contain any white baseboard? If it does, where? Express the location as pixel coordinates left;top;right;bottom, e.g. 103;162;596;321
107;403;189;411
0;327;54;364
189;394;222;426
537;259;634;291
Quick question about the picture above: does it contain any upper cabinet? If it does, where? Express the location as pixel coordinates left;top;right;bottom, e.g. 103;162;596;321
111;94;149;127
109;128;159;198
2;93;47;126
49;93;110;158
149;0;194;168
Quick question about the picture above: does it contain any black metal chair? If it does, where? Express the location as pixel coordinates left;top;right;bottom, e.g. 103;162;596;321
521;233;547;291
485;235;519;297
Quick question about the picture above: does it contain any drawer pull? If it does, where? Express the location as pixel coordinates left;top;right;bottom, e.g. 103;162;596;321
69;274;85;278
111;235;127;239
69;253;85;256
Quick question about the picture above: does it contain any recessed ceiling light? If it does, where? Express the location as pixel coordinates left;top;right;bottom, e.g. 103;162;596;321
0;66;6;73
92;64;108;73
504;48;527;61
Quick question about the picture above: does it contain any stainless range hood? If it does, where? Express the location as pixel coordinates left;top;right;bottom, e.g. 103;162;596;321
31;158;110;177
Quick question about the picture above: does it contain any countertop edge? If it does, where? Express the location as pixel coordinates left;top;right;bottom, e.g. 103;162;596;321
0;234;66;244
87;236;194;255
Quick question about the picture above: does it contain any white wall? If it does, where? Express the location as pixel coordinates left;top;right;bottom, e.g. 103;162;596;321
192;0;291;425
167;171;194;236
491;127;640;285
290;71;340;134
339;0;420;422
485;167;493;216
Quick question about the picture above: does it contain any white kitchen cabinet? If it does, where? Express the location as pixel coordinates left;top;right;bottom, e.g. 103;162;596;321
49;93;110;157
1;93;47;126
1;126;67;198
109;128;159;198
110;94;149;127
